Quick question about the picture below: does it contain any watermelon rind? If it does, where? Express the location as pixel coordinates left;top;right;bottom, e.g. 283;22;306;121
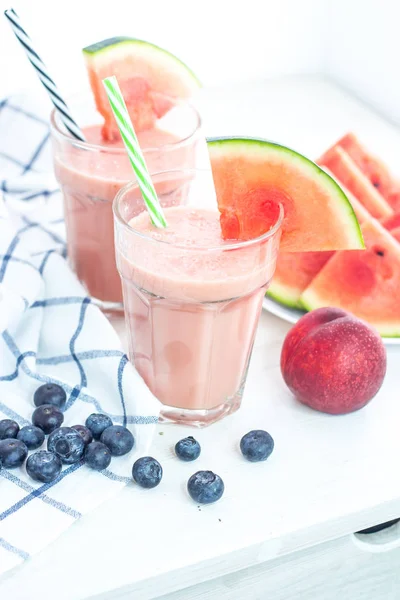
267;282;303;309
83;37;201;89
208;137;365;251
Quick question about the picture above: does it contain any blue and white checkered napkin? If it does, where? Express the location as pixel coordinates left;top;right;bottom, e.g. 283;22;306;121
0;93;160;576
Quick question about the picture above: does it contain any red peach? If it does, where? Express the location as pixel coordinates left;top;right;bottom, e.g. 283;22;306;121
281;307;387;414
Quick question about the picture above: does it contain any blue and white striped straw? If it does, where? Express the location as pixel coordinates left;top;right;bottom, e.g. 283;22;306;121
4;8;85;142
103;76;167;229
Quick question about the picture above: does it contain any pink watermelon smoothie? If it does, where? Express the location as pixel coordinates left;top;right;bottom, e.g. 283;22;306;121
51;108;201;309
116;205;281;417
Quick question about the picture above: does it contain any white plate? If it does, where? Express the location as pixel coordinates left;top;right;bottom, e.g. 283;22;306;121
262;295;400;347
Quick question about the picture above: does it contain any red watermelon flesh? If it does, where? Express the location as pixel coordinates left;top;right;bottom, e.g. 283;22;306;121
386;191;400;212
322;168;371;223
382;212;400;232
83;38;200;141
301;217;400;336
381;213;400;243
336;133;400;211
390;227;400;243
318;146;393;219
268;170;370;308
208;138;364;252
268;251;335;308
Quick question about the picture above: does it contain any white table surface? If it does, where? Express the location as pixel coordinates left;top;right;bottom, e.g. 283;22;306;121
1;75;400;600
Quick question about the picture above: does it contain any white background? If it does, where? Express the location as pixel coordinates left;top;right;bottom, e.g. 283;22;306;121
0;0;400;123
0;0;399;123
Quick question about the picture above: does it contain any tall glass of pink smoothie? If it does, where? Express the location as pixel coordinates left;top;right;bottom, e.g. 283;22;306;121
50;97;202;314
114;169;283;426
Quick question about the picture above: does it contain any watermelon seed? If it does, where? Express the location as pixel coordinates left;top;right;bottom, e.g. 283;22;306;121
375;249;385;257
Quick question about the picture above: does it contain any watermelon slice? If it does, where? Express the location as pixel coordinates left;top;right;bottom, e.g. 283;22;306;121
267;251;335;308
208;137;364;252
335;133;400;211
301;218;400;337
322;168;372;223
83;37;200;140
386;191;400;213
382;213;400;243
382;212;400;232
267;171;370;307
390;228;400;243
318;146;393;219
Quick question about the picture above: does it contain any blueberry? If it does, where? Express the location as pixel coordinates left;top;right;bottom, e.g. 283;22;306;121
32;404;64;435
100;425;134;457
240;430;274;462
72;425;93;446
0;419;20;440
26;451;62;483
34;383;66;410
0;439;28;468
47;427;85;464
175;436;201;461
132;457;163;489
84;442;112;471
85;413;113;440
187;471;224;504
17;425;45;450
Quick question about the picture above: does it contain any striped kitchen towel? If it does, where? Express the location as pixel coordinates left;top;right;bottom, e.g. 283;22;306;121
0;93;160;576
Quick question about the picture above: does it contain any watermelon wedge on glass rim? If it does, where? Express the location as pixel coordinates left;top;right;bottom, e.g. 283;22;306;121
83;37;201;140
208;137;364;252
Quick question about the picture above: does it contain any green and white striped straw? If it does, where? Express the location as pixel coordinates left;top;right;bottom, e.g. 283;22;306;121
103;76;167;228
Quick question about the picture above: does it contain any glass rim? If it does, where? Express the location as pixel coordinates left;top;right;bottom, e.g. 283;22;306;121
113;169;284;252
49;98;202;155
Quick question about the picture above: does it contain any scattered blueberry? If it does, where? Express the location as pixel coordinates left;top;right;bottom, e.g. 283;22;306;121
17;425;45;450
26;451;62;483
100;425;134;457
34;383;67;410
0;419;20;440
72;425;93;446
0;439;28;468
187;471;224;504
47;427;85;464
32;404;64;435
84;442;112;471
85;413;113;440
240;430;274;462
132;457;163;489
175;436;201;462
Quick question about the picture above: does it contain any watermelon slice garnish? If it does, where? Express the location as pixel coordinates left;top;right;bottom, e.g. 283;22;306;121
301;218;400;337
318;145;393;219
208;137;364;252
83;37;200;140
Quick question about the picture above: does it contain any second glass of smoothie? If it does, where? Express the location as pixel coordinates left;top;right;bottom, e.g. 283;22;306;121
114;169;283;426
50;97;202;313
